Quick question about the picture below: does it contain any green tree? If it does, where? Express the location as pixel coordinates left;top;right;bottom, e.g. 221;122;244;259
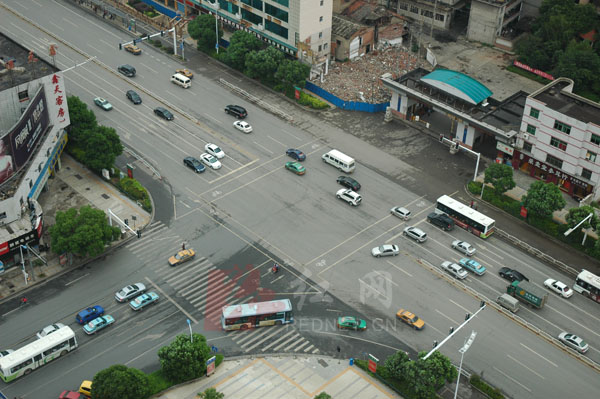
403;352;457;398
484;163;516;196
82;125;123;173
158;333;211;383
188;14;222;53
66;96;97;147
555;40;600;91
314;393;332;399
49;206;121;257
384;350;411;381
223;30;263;70
245;46;285;85
91;364;150;399
566;205;599;230
198;387;224;399
523;181;566;218
275;59;310;90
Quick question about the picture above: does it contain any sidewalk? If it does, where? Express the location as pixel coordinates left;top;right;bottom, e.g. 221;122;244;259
0;154;151;301
153;356;400;399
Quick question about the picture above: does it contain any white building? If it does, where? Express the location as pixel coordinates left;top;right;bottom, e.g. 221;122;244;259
513;78;600;201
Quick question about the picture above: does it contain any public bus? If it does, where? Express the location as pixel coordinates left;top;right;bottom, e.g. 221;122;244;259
573;269;600;303
221;299;294;331
435;195;495;238
0;326;78;382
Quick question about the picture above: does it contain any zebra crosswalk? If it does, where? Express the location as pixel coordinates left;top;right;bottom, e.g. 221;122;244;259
125;221;320;354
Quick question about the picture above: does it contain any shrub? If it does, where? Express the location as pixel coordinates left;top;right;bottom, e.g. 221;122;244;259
298;91;329;109
467;181;482;195
470;374;504;399
527;215;558;236
118;177;147;201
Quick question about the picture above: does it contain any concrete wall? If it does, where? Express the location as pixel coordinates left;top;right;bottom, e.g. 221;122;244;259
467;0;503;45
296;0;333;58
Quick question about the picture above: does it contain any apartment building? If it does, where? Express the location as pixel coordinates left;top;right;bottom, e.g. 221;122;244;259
199;0;333;65
514;78;600;201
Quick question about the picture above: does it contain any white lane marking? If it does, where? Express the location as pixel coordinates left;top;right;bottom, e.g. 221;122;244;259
435;309;460;325
492;366;532;392
253;141;274;154
140;63;158;73
519;343;558;367
506;354;545;379
65;273;90;286
281;129;301;141
145;276;197;323
386;260;413;277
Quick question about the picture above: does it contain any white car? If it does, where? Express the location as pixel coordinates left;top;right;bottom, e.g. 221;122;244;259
205;143;225;159
558;332;589;353
544;279;573;298
200;153;222;170
115;283;146;303
390;206;411;220
451;240;476;256
233;120;252;133
371;244;399;258
440;261;468;279
336;188;362;206
37;323;66;339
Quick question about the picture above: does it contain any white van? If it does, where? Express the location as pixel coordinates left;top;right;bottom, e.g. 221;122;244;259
322;149;355;173
170;73;191;88
497;294;519;313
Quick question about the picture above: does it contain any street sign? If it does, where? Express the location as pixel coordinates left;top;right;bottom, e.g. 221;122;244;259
206;356;216;376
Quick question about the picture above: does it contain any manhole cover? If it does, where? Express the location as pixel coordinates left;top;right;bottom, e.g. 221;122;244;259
75;174;82;180
101;194;110;199
318;359;329;368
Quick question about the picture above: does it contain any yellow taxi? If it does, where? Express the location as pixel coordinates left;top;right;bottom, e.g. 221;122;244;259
168;249;196;266
124;43;141;55
79;380;92;397
396;309;425;330
176;68;193;79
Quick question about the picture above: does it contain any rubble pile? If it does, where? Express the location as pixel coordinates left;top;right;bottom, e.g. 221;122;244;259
311;47;420;103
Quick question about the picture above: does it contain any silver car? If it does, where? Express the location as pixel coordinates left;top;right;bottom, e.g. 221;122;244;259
390;206;411;220
37;323;66;339
452;240;476;256
371;244;399;258
403;226;427;243
440;261;468;279
558;332;589;354
115;283;147;303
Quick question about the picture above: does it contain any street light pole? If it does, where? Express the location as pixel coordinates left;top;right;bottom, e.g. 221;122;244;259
210;0;220;54
564;212;593;245
187;319;193;343
453;331;477;399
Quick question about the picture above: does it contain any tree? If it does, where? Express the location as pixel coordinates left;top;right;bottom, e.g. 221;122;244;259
82;126;123;173
245;46;285;85
198;388;224;399
566;205;599;230
158;333;211;383
91;365;150;399
49;206;121;257
314;393;332;399
384;350;411;381
484;163;516;196
275;59;310;90
188;14;222;53
66;96;97;147
523;181;566;218
223;31;263;70
555;40;600;91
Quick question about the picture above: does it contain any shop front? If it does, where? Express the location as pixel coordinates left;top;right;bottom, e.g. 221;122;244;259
513;151;593;200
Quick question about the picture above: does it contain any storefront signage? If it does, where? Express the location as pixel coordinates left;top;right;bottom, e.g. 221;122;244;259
496;141;514;155
518;153;589;189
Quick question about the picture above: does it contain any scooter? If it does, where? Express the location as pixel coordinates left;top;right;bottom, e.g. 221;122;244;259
272;263;280;274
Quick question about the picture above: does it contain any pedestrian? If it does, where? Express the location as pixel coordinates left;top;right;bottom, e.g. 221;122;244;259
182;242;186;250
470;200;474;208
21;297;28;306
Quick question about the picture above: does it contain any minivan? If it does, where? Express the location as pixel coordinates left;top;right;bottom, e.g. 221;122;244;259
497;294;519;313
170;73;191;88
322;149;355;173
118;64;136;77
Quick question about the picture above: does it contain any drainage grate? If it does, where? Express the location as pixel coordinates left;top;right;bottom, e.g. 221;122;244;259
318;359;329;368
101;194;110;199
75;174;82;180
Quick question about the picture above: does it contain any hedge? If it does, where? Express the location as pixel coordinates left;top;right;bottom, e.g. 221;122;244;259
470;374;504;399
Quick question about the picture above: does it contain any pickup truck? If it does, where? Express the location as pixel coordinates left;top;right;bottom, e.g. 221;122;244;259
506;280;548;309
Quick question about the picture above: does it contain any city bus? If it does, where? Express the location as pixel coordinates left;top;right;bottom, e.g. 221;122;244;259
221;299;294;331
435;195;495;238
573;269;600;303
0;326;78;382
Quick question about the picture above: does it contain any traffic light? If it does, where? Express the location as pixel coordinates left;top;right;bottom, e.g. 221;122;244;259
480;300;486;308
124;219;129;226
449;327;454;335
119;43;122;50
465;313;471;321
160;30;164;37
433;340;438;348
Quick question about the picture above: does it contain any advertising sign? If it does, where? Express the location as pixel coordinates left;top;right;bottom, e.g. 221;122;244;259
368;354;378;373
10;89;49;169
206;356;216;376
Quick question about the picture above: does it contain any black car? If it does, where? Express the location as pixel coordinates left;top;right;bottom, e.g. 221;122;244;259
499;267;529;282
337;176;361;191
154;107;174;121
126;90;142;104
224;105;247;119
117;64;136;77
427;212;454;231
183;157;205;173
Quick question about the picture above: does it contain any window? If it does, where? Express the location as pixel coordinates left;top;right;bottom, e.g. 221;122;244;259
435;14;444;22
591;134;600;145
264;3;288;22
410;5;419;13
336;39;341;45
319;16;323;22
399;3;408;11
272;0;288;6
421;10;433;18
265;20;288;39
526;124;536;135
554;121;571;135
586;151;597;162
18;90;29;101
529;108;540;118
318;44;322;52
550;137;567;151
546;154;563;168
319;32;322;38
241;0;263;9
241;8;263;24
320;0;324;5
523;142;532;152
324;43;328;49
582;168;592;180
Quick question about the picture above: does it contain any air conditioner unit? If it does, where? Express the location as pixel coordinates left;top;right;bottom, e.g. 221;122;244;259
523;133;529;140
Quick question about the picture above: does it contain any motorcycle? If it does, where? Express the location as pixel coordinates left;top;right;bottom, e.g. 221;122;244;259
272;263;280;274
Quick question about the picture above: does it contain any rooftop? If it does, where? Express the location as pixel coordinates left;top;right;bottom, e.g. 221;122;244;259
420;69;493;105
531;79;600;126
331;14;370;40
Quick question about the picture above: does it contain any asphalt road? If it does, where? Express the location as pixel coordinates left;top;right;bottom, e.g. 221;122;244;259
0;1;598;398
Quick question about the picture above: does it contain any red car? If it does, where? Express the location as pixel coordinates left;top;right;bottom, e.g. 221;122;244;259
59;391;85;399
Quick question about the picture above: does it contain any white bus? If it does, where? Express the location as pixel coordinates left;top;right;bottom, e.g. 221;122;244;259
0;326;78;382
573;269;600;303
221;299;293;331
435;195;496;238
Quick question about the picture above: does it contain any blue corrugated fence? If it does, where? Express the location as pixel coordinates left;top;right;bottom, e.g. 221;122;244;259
304;81;389;113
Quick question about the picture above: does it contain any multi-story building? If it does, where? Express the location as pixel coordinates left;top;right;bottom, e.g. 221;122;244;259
514;78;600;201
0;33;69;269
197;0;333;65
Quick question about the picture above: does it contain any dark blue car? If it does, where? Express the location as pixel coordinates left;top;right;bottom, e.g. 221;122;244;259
286;149;306;161
184;157;206;173
76;305;105;325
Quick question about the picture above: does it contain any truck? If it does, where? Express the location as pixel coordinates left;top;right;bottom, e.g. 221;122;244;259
506;280;548;309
